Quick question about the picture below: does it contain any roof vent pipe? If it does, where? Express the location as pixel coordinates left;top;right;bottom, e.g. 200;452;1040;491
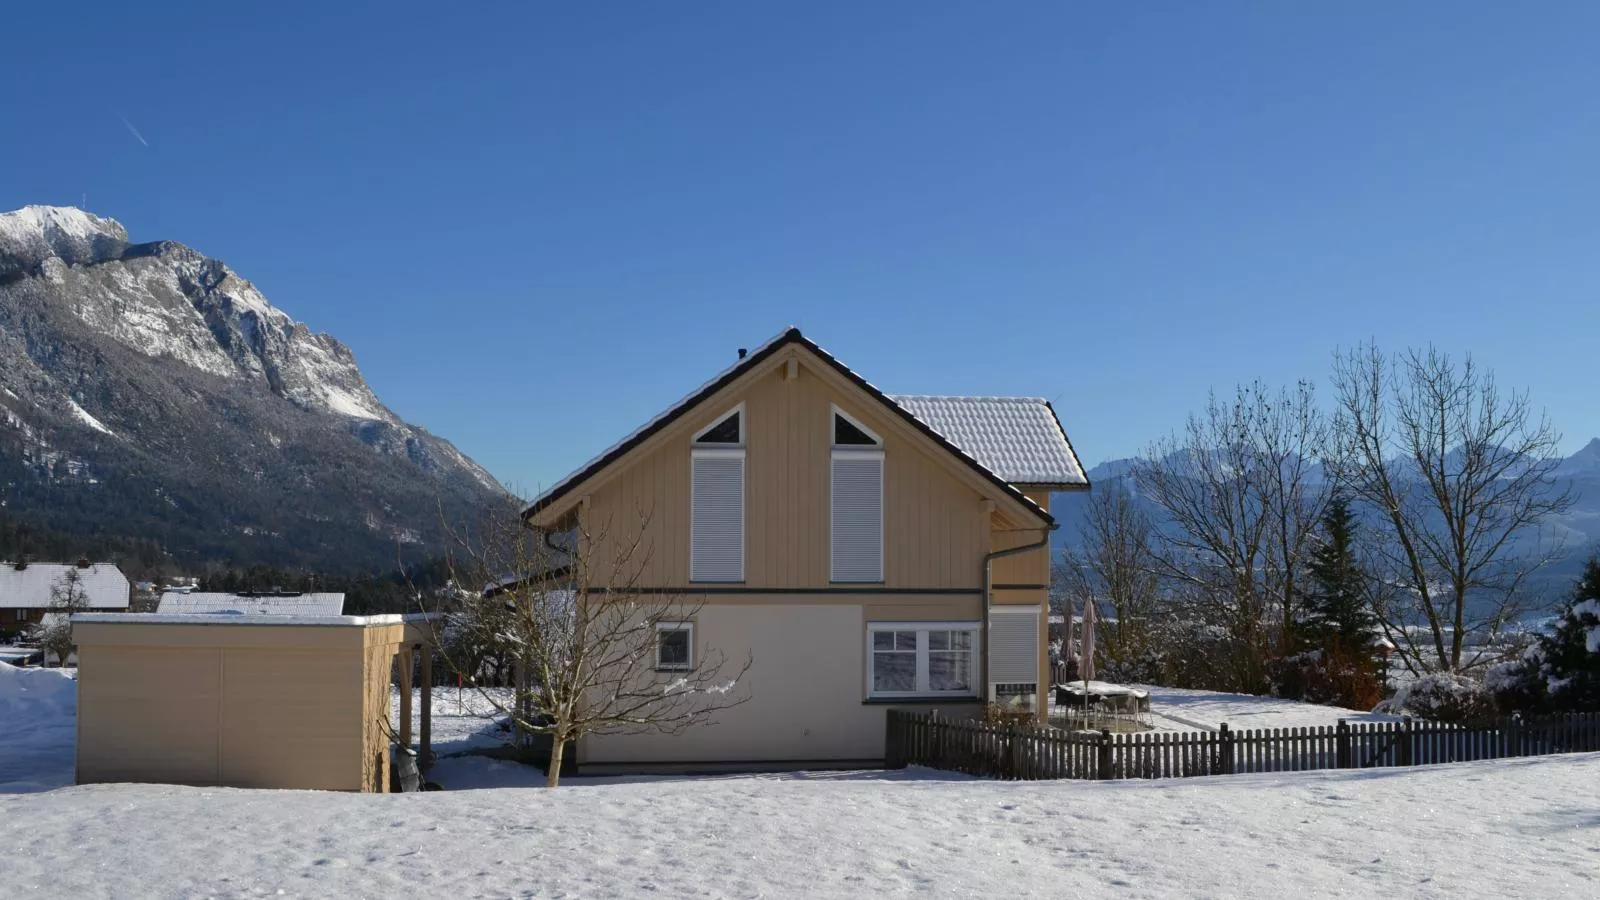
737;348;748;360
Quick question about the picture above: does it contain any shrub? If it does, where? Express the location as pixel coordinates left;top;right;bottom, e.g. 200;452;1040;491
1270;642;1384;710
1373;671;1496;722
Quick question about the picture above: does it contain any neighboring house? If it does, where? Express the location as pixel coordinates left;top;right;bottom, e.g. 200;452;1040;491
0;561;130;630
156;592;347;616
522;328;1089;772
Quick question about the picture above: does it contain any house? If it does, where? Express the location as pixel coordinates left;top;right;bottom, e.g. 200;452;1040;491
0;561;130;632
522;328;1088;772
155;591;346;616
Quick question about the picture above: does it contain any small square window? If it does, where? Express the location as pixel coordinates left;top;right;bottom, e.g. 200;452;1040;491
656;623;692;670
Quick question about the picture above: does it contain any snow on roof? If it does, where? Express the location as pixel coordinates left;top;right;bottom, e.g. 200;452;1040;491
889;396;1088;487
0;563;129;609
155;592;346;616
74;612;429;627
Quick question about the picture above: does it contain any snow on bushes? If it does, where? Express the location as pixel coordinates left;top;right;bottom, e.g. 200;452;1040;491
1373;671;1495;722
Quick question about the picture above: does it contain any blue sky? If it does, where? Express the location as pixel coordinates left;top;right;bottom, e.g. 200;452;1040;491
5;2;1600;495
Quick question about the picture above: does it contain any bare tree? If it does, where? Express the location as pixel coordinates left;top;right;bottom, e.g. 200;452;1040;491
427;500;751;787
1331;344;1574;673
1132;381;1332;689
26;568;92;667
1055;481;1161;670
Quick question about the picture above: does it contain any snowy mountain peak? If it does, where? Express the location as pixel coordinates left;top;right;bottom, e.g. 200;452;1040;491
1556;438;1600;477
0;206;129;274
0;205;127;243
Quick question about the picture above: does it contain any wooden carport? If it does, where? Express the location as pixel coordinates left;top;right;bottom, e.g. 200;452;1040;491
73;612;438;792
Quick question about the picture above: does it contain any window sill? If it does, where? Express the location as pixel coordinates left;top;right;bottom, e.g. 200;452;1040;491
654;667;693;674
829;581;886;587
861;696;981;706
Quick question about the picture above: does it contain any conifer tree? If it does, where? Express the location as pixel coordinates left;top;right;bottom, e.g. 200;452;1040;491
1301;493;1378;657
1538;555;1600;712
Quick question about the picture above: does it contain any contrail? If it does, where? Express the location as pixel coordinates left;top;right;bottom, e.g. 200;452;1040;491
118;114;149;147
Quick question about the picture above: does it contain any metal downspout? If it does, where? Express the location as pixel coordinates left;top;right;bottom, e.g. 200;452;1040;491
981;523;1058;703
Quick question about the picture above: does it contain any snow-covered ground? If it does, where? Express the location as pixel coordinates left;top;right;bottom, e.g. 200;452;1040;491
8;665;1599;896
1136;685;1401;732
388;684;516;754
0;663;76;793
0;755;1595;897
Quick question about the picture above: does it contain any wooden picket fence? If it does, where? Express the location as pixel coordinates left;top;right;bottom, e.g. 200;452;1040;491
884;709;1600;781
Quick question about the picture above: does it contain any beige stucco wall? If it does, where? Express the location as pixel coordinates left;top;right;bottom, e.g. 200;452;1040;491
74;619;409;792
579;601;984;769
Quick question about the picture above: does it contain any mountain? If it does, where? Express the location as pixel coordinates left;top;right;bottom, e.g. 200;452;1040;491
0;205;506;572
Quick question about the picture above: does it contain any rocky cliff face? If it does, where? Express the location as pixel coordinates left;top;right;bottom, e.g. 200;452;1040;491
0;205;505;571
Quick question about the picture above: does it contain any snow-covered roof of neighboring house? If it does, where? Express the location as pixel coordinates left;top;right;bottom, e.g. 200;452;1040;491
522;328;1081;523
155;592;346;616
0;563;130;609
889;396;1088;488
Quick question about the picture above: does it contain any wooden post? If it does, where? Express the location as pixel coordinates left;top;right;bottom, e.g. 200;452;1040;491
418;643;433;773
397;646;413;751
1399;716;1413;767
1336;719;1351;769
1008;724;1024;780
1097;728;1114;780
1218;723;1234;775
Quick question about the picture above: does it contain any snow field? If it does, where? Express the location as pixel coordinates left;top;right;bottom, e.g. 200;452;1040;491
0;663;77;793
1;756;1597;898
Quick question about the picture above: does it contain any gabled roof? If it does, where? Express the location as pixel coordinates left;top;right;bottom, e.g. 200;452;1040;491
0;563;129;609
890;396;1088;488
155;592;346;616
522;328;1065;524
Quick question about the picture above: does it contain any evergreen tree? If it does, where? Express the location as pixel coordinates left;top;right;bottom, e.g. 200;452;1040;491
1301;493;1379;656
1537;555;1600;712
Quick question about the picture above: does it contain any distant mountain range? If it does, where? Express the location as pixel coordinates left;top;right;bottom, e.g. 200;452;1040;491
1055;441;1600;603
0;205;507;572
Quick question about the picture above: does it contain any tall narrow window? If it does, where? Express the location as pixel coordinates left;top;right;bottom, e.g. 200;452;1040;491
691;406;744;582
831;407;883;583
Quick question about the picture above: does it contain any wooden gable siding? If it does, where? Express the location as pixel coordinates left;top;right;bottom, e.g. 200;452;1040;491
989;490;1053;589
577;351;992;590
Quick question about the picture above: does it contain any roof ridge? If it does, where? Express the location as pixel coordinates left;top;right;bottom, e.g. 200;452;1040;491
890;394;1052;403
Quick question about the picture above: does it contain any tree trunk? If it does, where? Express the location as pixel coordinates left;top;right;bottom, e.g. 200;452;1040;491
546;730;567;788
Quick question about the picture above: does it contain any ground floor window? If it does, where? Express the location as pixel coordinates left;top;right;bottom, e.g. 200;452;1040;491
867;622;979;698
655;622;693;671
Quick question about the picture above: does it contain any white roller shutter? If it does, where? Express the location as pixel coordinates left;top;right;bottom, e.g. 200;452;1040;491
691;450;744;582
988;605;1041;685
831;450;883;582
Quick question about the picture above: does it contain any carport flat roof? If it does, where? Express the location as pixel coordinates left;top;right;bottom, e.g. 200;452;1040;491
72;612;437;627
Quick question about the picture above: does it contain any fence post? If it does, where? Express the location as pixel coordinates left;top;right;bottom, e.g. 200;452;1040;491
885;710;901;769
1506;712;1521;759
929;710;941;769
1218;723;1234;775
1097;728;1114;780
1399;716;1414;767
1008;724;1024;780
1336;719;1351;769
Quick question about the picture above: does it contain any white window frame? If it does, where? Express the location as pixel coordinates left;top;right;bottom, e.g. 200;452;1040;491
692;403;745;445
830;405;884;584
830;405;882;448
655;621;693;671
865;621;980;699
690;404;746;583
